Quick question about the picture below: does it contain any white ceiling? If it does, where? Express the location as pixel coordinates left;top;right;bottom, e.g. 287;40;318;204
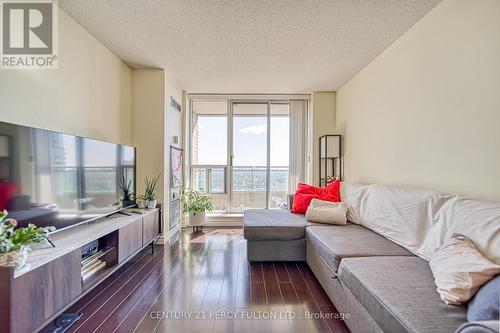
59;0;442;93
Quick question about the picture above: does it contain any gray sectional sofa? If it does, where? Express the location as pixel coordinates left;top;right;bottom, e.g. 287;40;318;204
243;185;500;333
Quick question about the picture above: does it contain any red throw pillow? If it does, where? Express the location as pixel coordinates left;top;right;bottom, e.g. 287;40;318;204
323;179;341;201
291;180;341;214
290;193;315;214
294;183;323;196
0;182;19;210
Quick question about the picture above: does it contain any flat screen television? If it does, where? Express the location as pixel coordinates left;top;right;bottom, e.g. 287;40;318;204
0;121;136;232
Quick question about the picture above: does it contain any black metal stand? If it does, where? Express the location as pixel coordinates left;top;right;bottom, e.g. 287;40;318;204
106;210;132;218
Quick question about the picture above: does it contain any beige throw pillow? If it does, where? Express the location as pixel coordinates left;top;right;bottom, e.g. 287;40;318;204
305;199;348;225
429;234;500;305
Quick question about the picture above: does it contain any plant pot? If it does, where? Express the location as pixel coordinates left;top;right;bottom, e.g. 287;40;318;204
137;199;146;209
189;211;206;226
0;246;31;269
146;200;157;209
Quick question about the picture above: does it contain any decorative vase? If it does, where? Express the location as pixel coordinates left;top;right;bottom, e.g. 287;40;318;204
0;246;31;269
146;200;157;209
137;199;146;209
189;211;206;226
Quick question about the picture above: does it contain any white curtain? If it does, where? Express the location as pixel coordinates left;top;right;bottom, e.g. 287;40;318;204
288;100;308;193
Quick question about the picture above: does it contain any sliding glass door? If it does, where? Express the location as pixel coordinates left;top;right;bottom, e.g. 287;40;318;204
230;101;290;210
231;102;268;210
190;99;290;212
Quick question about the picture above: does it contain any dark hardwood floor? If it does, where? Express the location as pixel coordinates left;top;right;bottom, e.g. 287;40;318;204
62;228;349;333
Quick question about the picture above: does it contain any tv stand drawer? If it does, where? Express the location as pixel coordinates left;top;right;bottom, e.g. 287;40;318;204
142;210;159;245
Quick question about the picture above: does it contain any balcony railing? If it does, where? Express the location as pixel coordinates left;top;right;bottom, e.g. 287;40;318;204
191;166;289;210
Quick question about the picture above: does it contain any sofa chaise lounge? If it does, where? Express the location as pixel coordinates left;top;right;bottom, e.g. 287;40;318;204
243;183;500;333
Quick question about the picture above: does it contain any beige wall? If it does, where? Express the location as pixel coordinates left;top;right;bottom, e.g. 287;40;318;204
310;92;336;186
131;69;165;204
0;8;186;232
0;10;132;144
163;75;184;231
131;70;184;233
336;0;500;201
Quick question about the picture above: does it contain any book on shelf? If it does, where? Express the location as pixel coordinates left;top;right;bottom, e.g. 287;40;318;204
81;246;114;267
81;250;104;266
82;261;107;282
81;259;103;275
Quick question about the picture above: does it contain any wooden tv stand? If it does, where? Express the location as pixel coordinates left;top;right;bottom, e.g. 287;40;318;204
0;208;160;333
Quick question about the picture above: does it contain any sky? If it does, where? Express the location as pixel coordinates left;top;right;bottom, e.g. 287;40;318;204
197;116;289;166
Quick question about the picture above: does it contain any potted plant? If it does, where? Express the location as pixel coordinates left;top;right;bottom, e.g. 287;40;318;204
118;174;135;208
144;174;160;209
136;194;146;209
181;189;214;231
0;210;55;269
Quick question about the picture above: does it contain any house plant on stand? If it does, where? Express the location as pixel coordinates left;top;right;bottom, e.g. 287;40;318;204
144;174;160;209
181;189;214;232
0;210;55;269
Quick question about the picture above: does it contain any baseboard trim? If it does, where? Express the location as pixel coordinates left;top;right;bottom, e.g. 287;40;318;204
184;221;243;227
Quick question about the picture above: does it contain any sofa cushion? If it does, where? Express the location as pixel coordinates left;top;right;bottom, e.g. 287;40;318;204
306;224;414;271
429;234;500;305
291;180;341;214
243;209;320;241
455;321;500;333
467;276;500;322
338;256;467;333
305;199;348;225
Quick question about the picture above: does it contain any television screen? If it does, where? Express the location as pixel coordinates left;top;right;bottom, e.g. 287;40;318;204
0;121;136;231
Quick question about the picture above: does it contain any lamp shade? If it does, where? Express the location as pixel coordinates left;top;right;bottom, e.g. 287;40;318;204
320;135;340;158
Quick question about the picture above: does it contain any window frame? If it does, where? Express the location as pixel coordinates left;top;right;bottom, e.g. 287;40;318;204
188;96;296;212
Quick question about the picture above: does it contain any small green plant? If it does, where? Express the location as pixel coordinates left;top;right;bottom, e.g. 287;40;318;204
144;174;161;201
118;174;134;203
0;210;55;254
181;189;214;213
